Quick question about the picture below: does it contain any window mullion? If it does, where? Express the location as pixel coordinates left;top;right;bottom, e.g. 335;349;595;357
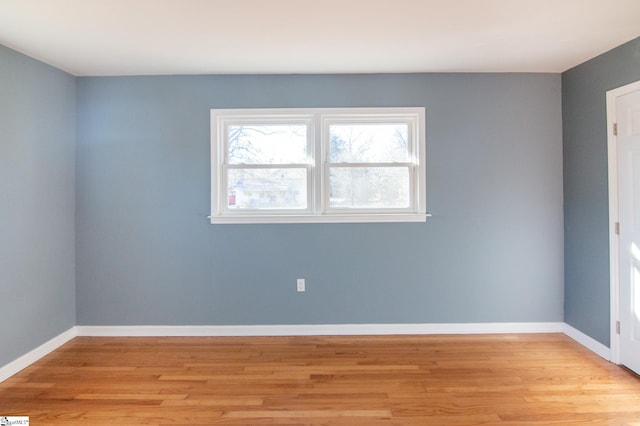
311;114;321;215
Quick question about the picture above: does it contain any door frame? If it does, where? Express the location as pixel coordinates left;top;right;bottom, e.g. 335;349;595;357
606;79;640;365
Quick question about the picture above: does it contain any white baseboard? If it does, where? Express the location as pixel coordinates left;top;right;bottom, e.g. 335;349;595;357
563;323;611;361
76;322;565;337
2;322;609;384
0;327;76;383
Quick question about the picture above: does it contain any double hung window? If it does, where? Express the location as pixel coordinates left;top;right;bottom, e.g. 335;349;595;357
210;107;426;223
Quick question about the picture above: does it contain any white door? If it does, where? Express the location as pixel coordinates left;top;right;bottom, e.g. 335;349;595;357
617;85;640;375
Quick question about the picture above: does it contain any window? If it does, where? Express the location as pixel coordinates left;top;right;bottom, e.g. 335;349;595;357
210;108;427;224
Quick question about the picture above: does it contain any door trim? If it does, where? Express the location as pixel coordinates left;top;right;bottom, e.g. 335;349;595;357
606;79;640;365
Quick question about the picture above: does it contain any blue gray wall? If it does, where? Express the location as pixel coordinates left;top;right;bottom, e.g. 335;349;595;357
76;73;564;325
3;32;640;367
6;32;640;368
562;37;640;346
0;46;76;366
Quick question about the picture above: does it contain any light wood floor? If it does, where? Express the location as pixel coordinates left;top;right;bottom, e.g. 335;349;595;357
0;333;639;425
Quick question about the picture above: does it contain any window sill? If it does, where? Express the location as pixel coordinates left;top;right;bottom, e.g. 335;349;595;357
209;213;431;224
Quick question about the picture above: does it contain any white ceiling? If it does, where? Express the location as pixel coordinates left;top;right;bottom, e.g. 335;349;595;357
1;0;639;76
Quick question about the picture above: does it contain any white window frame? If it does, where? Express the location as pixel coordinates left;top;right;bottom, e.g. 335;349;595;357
210;107;428;224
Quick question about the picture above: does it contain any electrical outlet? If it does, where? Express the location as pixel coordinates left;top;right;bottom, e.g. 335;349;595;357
297;278;305;292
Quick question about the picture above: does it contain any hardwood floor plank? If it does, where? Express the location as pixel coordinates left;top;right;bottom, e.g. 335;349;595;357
0;333;639;424
74;393;189;401
222;409;393;418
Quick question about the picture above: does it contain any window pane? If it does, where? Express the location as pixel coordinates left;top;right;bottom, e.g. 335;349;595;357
228;125;307;164
329;123;409;163
228;168;307;210
329;167;410;208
